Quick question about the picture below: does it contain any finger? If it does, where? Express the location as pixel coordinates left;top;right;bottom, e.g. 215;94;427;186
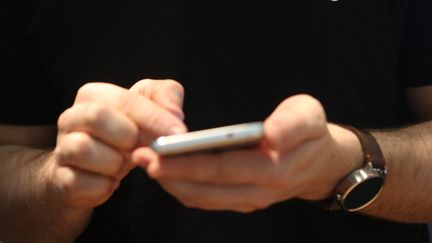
56;132;126;179
130;146;159;168
74;82;187;144
118;152;137;179
130;79;185;120
54;165;117;208
159;180;273;213
264;94;327;154
135;147;279;186
58;103;138;150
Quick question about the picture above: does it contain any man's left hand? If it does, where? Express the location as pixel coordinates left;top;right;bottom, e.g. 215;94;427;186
132;95;363;213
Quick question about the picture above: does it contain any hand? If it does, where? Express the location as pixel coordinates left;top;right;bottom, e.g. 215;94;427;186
48;80;186;209
132;95;363;213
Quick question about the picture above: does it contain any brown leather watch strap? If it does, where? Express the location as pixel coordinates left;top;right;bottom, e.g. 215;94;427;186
313;125;387;211
343;126;386;171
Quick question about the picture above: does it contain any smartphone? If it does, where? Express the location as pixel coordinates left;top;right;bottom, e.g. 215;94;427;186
150;122;264;156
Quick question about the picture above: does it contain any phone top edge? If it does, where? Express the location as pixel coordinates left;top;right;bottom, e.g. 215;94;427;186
150;121;264;156
155;121;263;144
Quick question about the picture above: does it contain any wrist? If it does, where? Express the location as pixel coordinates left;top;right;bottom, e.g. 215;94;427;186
298;124;364;201
329;124;364;181
0;147;92;242
317;124;364;200
43;151;94;240
320;124;387;211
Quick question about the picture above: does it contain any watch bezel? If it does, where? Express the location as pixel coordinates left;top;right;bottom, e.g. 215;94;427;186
335;162;386;212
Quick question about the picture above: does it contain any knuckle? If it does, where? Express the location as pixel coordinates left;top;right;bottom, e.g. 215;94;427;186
160;80;185;105
62;133;93;162
55;167;80;196
57;108;72;131
164;79;184;92
84;104;109;127
136;79;152;86
76;83;99;101
133;79;153;94
73;133;93;156
62;180;80;197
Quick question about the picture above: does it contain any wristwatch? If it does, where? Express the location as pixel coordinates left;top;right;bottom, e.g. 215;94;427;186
325;126;387;212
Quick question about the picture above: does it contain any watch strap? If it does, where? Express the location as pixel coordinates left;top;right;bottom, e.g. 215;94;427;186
342;126;386;171
315;125;387;211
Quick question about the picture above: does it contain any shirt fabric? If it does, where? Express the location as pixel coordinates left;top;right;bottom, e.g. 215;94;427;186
0;0;431;242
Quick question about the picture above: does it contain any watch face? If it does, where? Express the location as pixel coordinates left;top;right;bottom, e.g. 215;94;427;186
342;176;384;211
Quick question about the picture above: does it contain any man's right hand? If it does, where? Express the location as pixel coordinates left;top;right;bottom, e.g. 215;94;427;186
50;80;187;209
0;80;186;242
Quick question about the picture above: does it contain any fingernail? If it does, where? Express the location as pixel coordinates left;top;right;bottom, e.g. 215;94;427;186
170;125;187;135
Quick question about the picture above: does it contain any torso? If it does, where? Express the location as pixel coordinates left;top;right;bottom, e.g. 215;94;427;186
7;0;428;242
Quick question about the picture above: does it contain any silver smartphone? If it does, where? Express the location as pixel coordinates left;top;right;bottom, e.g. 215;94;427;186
150;122;264;156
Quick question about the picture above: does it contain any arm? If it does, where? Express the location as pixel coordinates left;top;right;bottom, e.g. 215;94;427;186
0;125;91;243
0;80;186;243
362;85;432;222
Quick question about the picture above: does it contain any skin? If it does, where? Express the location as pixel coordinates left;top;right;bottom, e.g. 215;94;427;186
132;84;432;222
0;79;187;243
0;80;431;242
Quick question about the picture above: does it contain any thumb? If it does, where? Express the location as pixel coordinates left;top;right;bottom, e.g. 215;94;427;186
130;79;185;120
264;94;327;154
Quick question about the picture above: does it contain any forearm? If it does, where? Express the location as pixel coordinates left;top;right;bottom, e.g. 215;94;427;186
0;145;91;243
362;121;432;222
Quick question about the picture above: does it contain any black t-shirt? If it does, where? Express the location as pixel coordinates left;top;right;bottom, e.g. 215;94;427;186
1;0;431;242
